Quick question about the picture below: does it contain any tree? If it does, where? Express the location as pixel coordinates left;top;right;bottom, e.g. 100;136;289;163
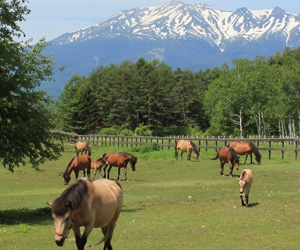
0;0;61;171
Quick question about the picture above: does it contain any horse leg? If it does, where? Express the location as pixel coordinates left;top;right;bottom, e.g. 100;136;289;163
103;164;107;178
74;169;79;179
181;151;184;160
101;217;119;250
249;153;253;164
175;148;178;160
220;162;225;176
243;154;248;164
187;151;191;161
123;166;128;181
107;165;112;180
229;162;234;177
76;224;93;250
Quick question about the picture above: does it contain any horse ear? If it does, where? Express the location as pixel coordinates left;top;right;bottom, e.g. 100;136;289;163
47;202;53;207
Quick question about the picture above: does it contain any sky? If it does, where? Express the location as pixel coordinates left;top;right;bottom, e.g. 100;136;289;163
19;0;300;43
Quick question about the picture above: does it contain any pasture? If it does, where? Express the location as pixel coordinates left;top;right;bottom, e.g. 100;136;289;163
0;143;300;249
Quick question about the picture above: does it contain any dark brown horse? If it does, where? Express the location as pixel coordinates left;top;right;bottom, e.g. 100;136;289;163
210;146;240;177
175;139;200;161
102;152;138;181
228;141;261;165
75;141;91;156
63;155;91;185
48;178;123;250
90;157;103;180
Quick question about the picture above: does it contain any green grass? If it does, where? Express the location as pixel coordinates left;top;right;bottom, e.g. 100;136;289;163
0;144;300;249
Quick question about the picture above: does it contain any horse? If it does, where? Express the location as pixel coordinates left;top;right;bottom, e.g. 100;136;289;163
90;157;103;180
63;154;91;185
210;146;240;177
75;141;91;157
48;178;123;250
228;141;261;165
239;169;253;207
102;152;138;181
175;139;200;161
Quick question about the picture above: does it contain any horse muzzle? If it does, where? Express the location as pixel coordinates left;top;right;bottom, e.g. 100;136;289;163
55;237;65;246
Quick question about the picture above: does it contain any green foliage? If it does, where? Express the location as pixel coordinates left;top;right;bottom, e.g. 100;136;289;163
134;124;152;136
0;0;61;171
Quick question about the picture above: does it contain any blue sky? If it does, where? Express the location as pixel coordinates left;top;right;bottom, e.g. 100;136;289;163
20;0;300;43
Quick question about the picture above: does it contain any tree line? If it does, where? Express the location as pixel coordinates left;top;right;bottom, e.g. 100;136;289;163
2;0;300;171
55;47;300;137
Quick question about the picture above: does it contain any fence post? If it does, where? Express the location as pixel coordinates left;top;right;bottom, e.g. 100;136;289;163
281;140;284;159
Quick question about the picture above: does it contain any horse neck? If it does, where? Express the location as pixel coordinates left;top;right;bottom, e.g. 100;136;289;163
64;160;75;175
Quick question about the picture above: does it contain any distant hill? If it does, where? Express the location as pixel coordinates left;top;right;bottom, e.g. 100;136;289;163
42;1;300;99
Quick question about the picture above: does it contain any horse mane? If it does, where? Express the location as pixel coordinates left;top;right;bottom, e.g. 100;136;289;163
190;141;199;156
63;156;76;177
52;179;90;216
120;152;138;164
229;147;239;163
248;142;261;158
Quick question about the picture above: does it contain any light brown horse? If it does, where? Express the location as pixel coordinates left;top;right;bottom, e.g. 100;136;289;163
75;141;91;156
102;152;138;181
210;146;240;177
90;157;103;180
63;155;91;185
228;141;261;165
49;178;123;250
175;139;200;161
239;169;253;207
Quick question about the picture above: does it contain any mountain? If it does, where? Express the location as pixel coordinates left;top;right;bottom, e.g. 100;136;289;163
43;1;300;99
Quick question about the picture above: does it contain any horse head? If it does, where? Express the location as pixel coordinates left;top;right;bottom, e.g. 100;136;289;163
50;200;73;246
63;173;71;185
130;156;137;171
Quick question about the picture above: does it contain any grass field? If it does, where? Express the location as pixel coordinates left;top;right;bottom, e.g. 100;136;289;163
0;143;300;249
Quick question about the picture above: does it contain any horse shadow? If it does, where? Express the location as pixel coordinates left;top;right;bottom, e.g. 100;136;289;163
0;206;52;225
247;202;260;208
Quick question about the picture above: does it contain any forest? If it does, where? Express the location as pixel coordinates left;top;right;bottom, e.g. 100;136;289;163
54;47;300;137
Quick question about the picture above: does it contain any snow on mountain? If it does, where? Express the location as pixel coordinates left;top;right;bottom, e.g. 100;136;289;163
52;1;300;51
44;1;300;99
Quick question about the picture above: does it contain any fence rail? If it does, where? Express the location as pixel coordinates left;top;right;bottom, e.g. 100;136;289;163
51;130;300;160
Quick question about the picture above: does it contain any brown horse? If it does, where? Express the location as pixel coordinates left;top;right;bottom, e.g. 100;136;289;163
175;139;200;161
228;141;261;165
63;155;91;185
75;141;91;156
48;178;123;250
102;152;138;181
210;146;240;176
90;157;103;180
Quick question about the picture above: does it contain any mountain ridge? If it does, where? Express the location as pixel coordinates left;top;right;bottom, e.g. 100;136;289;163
43;1;300;99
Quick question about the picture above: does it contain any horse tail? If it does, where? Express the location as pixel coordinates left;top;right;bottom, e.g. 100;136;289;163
86;143;91;156
210;151;219;160
115;180;123;190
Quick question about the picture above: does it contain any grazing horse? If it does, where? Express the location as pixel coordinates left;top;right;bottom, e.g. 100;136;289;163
175;139;200;161
102;152;137;181
63;155;91;185
90;157;103;180
210;146;240;176
75;141;91;156
239;169;253;207
228;141;261;165
48;178;123;250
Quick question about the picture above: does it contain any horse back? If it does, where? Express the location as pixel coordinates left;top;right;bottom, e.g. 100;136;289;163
229;141;251;155
91;179;123;227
